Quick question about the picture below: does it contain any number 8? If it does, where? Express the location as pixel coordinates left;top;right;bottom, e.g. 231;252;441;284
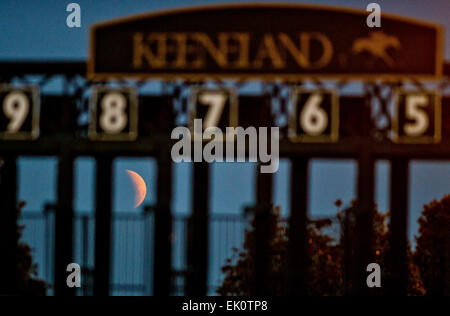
3;91;30;133
100;92;127;133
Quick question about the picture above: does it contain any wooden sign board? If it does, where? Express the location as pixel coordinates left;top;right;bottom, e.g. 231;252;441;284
88;3;443;80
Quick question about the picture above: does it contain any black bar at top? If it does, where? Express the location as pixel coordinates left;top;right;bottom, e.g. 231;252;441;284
0;61;86;76
0;60;449;77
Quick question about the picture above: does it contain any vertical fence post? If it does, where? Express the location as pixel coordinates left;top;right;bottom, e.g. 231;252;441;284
186;162;210;295
54;150;75;296
343;205;352;295
44;205;52;286
0;156;18;295
288;158;309;295
254;164;273;295
93;156;113;296
353;148;375;295
153;146;173;296
82;215;89;296
143;207;151;296
387;158;409;295
447;237;450;296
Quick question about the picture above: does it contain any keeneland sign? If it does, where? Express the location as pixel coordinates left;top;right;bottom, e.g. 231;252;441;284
131;31;333;71
88;3;443;80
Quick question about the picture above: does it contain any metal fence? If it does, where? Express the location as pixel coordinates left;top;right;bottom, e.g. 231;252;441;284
20;211;256;296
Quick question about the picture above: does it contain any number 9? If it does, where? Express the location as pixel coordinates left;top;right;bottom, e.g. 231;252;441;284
3;91;30;133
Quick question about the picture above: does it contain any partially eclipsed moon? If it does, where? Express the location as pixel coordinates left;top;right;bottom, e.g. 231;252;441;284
125;170;147;208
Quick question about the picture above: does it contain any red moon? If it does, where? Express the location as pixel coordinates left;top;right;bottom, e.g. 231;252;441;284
125;170;147;208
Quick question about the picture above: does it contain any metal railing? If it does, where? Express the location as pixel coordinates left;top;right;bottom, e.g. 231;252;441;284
20;211;256;296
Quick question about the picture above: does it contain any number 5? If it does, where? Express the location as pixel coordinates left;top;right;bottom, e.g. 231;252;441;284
404;95;429;137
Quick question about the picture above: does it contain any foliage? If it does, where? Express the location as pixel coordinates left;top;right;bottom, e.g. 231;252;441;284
14;202;48;296
218;206;345;296
414;194;450;296
218;202;427;296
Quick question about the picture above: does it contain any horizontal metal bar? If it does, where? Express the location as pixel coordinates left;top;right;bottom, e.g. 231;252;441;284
280;140;450;159
0;137;160;156
2;137;450;159
0;60;450;78
0;61;86;76
371;142;450;159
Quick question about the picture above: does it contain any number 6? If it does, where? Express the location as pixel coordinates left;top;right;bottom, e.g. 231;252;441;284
300;93;328;136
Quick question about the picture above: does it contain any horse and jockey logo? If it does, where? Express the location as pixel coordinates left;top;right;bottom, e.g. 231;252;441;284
352;31;401;66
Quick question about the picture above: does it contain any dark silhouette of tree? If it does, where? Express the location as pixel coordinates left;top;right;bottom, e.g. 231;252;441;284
218;205;344;296
218;206;342;296
339;203;425;296
15;201;47;295
414;195;450;296
218;202;425;296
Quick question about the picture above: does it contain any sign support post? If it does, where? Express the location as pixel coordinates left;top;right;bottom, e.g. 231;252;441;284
186;162;210;295
153;147;173;296
0;156;18;295
94;156;113;296
54;149;75;296
387;158;409;295
254;166;273;295
288;158;309;295
354;148;375;295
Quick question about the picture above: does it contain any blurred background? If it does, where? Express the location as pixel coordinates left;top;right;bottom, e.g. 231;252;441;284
1;0;450;295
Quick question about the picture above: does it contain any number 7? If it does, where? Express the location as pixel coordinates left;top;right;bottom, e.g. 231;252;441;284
199;92;227;129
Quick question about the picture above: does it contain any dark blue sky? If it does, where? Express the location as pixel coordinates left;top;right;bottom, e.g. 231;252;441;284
3;0;450;244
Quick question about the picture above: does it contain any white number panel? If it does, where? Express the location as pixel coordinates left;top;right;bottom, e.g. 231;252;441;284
0;85;40;140
392;90;441;143
189;88;238;138
288;88;339;142
89;86;138;141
